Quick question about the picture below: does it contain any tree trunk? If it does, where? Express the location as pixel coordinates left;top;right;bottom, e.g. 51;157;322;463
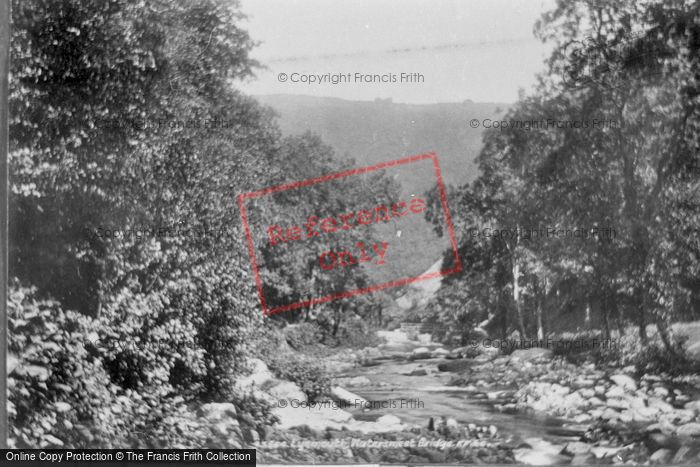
638;292;648;344
656;316;681;356
536;275;547;340
512;259;527;338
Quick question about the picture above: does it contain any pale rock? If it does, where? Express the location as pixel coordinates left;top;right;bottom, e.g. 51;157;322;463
562;441;591;456
683;400;700;412
588;397;605;406
341;376;371;387
649;448;672;463
591;446;622;459
330;386;367;405
53;402;72;413
605;386;625;399
41;435;63;447
672;446;692;463
376;414;402;427
197;402;238;420
670;409;696;425
610;374;637;391
266;380;307;402
676;422;700;437
236;358;274;390
648;398;674;413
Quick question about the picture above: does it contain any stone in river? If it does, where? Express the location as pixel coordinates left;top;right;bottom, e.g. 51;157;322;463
410;347;432;360
437;360;472;372
676;422;700;437
649;448;672;463
563;441;591;456
610;374;637;391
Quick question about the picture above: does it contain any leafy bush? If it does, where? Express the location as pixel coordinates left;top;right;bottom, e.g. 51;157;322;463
554;328;700;376
267;354;331;402
283;322;324;350
335;315;382;349
8;283;132;447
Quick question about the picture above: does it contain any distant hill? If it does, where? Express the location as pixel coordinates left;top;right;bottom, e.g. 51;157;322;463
256;94;508;197
256;94;508;289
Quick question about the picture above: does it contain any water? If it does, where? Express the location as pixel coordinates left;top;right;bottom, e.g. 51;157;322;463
339;357;579;449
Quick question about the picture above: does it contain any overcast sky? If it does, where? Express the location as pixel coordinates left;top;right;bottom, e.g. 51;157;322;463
237;0;555;104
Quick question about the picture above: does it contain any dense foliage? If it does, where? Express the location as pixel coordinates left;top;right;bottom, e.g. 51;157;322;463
8;0;386;447
424;0;700;365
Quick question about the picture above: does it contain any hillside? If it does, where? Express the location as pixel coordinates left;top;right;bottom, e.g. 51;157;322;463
257;94;508;289
256;94;508;197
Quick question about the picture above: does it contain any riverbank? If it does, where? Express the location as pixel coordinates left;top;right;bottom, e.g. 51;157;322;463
244;329;700;464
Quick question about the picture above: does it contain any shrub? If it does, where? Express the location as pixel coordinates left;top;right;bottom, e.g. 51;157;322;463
267;354;331;401
283;322;324;350
8;282;130;447
335;315;381;349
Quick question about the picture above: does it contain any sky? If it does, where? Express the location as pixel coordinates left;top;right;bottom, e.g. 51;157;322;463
237;0;555;104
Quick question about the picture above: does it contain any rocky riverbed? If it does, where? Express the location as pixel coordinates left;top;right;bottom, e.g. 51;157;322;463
227;329;700;464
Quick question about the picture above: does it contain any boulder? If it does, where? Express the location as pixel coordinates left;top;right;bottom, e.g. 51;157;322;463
375;414;403;430
431;348;449;358
330;386;367;405
340;376;371;387
563;441;591;456
648;398;674;413
684;400;700;412
407;369;428;376
437;360;472;372
610;374;637;391
509;348;552;363
410;347;432;360
236;358;274;390
605;386;625;398
266;381;307;402
649;448;672;463
676;422;700;437
672;446;692;463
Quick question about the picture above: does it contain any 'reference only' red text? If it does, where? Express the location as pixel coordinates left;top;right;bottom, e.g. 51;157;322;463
267;197;427;247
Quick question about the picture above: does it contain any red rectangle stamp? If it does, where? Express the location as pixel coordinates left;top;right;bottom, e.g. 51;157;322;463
237;152;462;315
